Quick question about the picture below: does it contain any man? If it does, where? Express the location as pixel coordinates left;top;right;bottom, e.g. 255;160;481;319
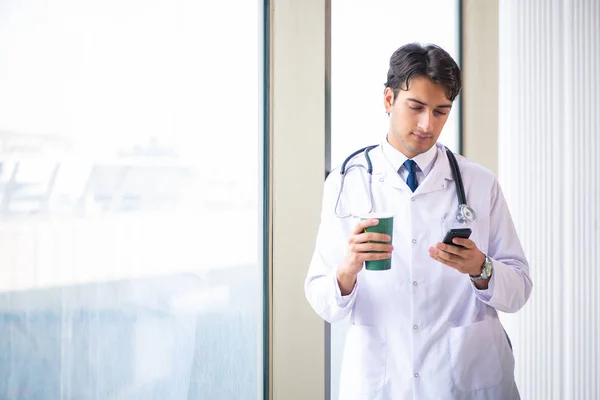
305;43;532;399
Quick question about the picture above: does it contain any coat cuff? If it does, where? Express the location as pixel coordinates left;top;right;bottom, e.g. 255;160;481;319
471;259;497;302
334;272;358;307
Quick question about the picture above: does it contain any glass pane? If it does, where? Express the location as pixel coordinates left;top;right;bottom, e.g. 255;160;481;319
330;1;460;398
0;1;264;399
331;0;461;168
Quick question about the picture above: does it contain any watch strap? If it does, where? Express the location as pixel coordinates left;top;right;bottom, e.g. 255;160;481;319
470;254;493;281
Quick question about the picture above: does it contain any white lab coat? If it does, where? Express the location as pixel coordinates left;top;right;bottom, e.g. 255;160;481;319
305;142;532;400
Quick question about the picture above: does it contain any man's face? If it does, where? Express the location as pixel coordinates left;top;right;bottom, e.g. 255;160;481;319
384;75;453;158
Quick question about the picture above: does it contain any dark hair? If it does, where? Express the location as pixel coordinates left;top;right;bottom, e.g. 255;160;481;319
384;43;462;102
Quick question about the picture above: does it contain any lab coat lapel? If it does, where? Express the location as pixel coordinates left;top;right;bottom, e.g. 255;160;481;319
370;143;454;194
369;146;411;191
415;145;454;196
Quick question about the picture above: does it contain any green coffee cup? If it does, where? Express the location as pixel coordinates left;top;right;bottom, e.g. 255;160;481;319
360;212;394;271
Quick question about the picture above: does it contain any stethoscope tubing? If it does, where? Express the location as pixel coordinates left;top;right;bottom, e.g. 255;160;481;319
335;144;473;222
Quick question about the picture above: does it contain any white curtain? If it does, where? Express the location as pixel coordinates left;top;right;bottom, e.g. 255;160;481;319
498;0;600;398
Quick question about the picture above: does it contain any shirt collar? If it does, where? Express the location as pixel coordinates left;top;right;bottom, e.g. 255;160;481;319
382;137;438;177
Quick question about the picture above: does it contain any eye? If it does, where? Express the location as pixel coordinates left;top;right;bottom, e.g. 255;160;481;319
409;105;423;112
434;110;448;116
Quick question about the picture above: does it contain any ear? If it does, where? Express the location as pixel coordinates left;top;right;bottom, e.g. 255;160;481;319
384;87;395;113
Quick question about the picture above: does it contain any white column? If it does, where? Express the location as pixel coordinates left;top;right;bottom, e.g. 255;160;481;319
271;0;327;399
498;0;600;398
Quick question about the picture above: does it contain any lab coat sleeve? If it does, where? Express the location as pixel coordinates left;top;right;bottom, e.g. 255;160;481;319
304;172;359;323
472;179;533;312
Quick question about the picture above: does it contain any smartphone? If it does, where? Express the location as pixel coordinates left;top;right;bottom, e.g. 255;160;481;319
442;228;472;247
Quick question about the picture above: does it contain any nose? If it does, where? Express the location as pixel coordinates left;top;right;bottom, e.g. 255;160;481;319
417;112;434;132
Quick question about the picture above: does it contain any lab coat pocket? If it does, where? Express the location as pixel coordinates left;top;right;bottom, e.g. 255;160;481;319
341;324;387;395
448;319;502;392
441;215;477;238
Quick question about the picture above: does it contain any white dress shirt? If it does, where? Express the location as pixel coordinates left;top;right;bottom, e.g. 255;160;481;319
381;138;438;185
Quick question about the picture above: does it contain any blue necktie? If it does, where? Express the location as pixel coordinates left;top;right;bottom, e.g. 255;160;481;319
403;159;418;192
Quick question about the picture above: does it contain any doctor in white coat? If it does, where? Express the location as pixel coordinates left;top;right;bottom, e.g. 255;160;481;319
305;43;532;400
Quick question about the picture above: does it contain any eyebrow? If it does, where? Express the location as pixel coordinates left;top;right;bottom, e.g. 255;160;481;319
407;98;452;109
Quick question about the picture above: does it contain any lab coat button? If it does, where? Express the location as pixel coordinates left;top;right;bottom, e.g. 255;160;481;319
411;197;415;201
414;373;420;378
379;177;384;182
412;239;417;244
413;325;418;330
412;281;418;286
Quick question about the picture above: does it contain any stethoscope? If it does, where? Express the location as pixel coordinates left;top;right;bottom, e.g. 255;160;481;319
334;145;477;224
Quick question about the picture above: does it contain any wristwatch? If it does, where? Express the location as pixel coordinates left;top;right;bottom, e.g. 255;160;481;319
470;254;493;281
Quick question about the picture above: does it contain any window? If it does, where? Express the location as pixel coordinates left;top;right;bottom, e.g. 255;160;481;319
0;1;264;399
331;0;461;168
329;1;460;397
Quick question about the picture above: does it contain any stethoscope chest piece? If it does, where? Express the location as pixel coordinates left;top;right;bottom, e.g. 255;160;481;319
456;204;476;224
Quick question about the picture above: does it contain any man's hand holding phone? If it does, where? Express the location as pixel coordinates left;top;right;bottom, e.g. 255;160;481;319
429;228;486;278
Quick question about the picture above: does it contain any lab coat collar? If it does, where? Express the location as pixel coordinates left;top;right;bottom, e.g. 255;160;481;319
372;142;454;194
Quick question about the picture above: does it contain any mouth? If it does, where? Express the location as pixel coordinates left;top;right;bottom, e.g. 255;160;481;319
411;132;433;141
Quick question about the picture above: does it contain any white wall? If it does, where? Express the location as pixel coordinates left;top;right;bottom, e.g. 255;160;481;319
498;0;600;398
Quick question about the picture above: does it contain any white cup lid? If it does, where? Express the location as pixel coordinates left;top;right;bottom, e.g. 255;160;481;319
359;212;394;219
